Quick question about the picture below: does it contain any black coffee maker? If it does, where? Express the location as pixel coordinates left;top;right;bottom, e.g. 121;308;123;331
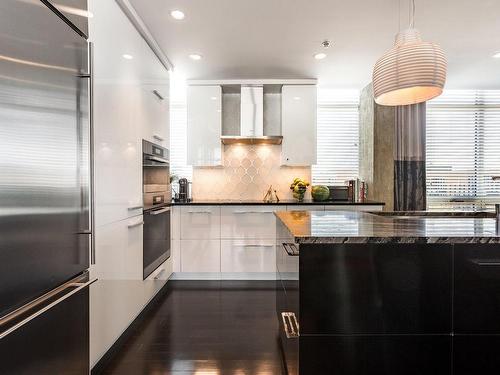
178;178;192;203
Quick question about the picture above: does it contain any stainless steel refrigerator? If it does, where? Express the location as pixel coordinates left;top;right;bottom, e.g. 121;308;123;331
0;1;93;373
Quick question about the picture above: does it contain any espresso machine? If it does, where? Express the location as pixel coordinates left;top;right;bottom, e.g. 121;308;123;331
178;178;192;203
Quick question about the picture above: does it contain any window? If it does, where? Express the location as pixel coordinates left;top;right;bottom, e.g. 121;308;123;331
426;90;500;210
312;89;360;185
169;77;192;181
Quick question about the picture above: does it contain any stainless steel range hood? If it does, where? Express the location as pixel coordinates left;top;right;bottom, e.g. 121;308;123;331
221;85;283;145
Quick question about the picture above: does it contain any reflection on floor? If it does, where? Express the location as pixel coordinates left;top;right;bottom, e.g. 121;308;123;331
101;281;283;375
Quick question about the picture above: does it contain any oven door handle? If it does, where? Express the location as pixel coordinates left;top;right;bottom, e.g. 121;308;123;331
149;207;171;215
144;155;169;164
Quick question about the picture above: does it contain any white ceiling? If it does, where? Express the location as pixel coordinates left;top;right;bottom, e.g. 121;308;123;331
129;0;500;89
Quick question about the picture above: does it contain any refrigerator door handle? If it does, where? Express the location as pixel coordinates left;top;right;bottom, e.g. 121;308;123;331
0;275;97;340
78;41;95;265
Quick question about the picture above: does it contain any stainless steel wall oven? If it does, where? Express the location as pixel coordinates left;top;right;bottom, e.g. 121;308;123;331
142;140;171;279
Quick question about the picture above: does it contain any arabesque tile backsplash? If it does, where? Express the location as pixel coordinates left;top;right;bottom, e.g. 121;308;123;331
192;144;311;200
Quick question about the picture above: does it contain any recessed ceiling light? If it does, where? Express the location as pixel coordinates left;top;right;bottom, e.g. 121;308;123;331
493;52;500;58
170;10;185;20
122;54;133;60
210;96;217;100
189;54;202;61
314;53;327;60
294;96;301;100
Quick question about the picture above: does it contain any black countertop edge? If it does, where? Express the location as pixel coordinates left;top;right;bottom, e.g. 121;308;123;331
294;236;500;244
170;200;385;206
375;211;495;218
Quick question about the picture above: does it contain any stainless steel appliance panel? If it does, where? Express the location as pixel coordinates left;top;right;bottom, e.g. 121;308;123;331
0;274;92;374
44;0;89;37
143;206;171;279
0;0;90;318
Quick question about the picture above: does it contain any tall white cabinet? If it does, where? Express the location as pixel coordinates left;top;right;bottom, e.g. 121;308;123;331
89;0;170;368
281;85;317;166
187;85;222;166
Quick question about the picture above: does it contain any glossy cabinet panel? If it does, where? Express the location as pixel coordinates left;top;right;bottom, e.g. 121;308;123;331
453;335;500;375
94;215;144;280
299;243;452;335
454;244;500;333
181;239;221;272
221;239;275;273
281;85;317;166
90;0;169;227
187;85;222;166
171;206;181;240
180;206;221;239
221;206;283;239
299;335;451;375
141;83;169;147
93;83;143;227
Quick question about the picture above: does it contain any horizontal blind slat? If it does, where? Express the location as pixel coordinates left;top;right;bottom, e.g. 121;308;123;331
426;90;500;211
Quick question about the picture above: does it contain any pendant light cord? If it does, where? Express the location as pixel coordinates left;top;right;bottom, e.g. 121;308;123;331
398;0;401;31
409;0;416;28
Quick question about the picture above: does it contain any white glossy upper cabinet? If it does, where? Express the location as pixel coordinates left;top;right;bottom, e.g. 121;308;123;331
187;85;222;166
281;85;317;166
141;82;170;147
90;0;169;226
90;0;143;226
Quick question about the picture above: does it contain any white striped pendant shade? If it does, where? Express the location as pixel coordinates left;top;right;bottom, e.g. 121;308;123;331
373;28;447;106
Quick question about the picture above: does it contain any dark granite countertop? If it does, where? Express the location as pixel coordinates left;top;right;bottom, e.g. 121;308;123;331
275;210;500;244
170;199;385;206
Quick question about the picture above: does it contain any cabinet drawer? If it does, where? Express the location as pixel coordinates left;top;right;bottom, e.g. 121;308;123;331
221;206;283;239
180;206;220;239
181;239;220;272
221;240;276;273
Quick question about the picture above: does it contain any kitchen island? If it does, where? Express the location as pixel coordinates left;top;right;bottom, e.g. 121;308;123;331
275;210;500;375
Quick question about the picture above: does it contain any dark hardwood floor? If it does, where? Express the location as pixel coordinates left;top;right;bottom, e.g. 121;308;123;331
101;281;284;375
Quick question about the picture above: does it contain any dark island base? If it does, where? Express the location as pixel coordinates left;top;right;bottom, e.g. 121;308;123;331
276;229;500;374
298;335;500;375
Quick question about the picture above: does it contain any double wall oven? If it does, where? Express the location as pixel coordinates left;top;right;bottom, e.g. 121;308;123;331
142;140;171;279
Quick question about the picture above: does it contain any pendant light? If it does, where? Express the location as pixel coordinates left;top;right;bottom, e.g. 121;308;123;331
373;0;446;106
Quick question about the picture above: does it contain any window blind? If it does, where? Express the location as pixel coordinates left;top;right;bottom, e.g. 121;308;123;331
426;90;500;211
312;89;360;185
169;80;192;181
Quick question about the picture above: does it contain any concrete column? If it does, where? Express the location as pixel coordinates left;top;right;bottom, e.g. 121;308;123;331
359;84;395;211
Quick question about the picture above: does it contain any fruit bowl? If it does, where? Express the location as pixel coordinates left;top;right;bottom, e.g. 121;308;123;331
290;178;309;202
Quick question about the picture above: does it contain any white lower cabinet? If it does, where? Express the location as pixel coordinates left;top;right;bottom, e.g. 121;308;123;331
172;204;385;281
221;206;282;239
180;206;221;239
181;239;221;272
221;239;275;273
94;215;144;280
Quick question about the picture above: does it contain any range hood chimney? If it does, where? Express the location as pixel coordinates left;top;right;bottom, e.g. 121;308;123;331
221;85;283;145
